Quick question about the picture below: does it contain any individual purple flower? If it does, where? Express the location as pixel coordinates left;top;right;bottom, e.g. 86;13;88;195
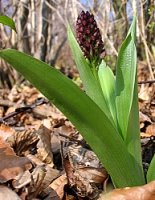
76;11;105;64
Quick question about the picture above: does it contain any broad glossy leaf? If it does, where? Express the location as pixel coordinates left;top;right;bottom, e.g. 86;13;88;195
98;61;117;126
67;26;113;122
147;155;155;182
0;49;145;187
115;26;137;139
0;15;16;32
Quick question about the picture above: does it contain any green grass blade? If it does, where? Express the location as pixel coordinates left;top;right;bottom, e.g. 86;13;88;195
147;155;155;182
0;49;145;187
0;15;16;32
67;25;112;121
98;61;117;126
115;30;137;139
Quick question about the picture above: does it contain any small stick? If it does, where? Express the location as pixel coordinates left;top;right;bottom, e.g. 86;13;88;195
138;80;155;84
58;132;82;144
58;132;91;149
0;98;48;123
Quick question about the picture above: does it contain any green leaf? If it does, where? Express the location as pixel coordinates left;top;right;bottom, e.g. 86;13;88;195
0;49;145;187
98;60;117;126
147;155;155;182
115;22;137;140
115;16;144;181
0;15;16;32
126;78;144;178
67;25;113;122
127;16;136;42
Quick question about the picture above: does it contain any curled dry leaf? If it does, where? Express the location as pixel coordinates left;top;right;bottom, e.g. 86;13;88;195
63;157;106;199
142;136;155;166
49;174;68;199
139;84;150;101
62;143;107;198
13;164;59;199
0;185;21;200
36;125;54;166
12;170;32;189
26;154;46;166
67;145;103;168
139;112;152;124
0;124;15;141
0;137;32;183
7;129;39;156
27;165;47;199
33;104;53;119
41;165;60;191
98;181;155;200
8;85;21;102
146;124;155;136
41;188;61;200
139;111;152;129
0;107;4;118
27;165;59;199
74;167;107;184
56;121;75;137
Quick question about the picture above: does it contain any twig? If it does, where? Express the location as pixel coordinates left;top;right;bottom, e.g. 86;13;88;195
58;132;81;144
0;98;48;123
139;1;154;80
138;80;155;84
58;132;91;149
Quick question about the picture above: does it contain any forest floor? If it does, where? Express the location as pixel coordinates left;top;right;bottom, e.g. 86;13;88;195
0;61;154;200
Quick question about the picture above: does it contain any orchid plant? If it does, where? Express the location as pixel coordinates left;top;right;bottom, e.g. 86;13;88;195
0;12;155;188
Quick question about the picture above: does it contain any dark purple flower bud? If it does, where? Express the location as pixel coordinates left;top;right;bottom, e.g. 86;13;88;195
76;10;105;64
91;35;95;41
89;16;94;23
79;27;84;32
85;29;90;34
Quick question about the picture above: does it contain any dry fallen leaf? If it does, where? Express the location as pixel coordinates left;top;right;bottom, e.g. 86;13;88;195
75;167;107;184
99;181;155;200
66;144;102;168
139;84;150;101
33;104;53;119
0;137;32;183
13;164;59;199
36;125;54;166
8;85;21;102
146;124;155;136
50;174;68;199
27;165;47;199
63;156;103;199
7;129;39;156
0;124;15;141
62;143;107;198
12;170;32;189
139;111;152;129
0;106;4;117
139;111;152;124
41;165;60;191
41;187;60;200
0;185;21;200
26;154;46;166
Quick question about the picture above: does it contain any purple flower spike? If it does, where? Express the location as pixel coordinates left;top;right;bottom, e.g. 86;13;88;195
76;11;105;64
